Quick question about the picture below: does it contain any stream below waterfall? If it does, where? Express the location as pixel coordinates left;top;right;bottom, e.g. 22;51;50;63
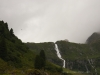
55;44;65;68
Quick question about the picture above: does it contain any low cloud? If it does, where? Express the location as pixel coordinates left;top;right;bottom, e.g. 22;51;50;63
0;0;100;43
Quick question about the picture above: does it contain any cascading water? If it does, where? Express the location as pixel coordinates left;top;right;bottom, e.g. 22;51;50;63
55;43;65;68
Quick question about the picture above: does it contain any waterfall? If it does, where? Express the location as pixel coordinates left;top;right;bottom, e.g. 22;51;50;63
55;44;65;68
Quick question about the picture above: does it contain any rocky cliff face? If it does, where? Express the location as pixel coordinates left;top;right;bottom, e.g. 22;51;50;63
86;32;100;44
56;40;100;74
26;41;100;74
26;34;100;74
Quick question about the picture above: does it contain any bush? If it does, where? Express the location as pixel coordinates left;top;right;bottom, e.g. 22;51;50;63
26;69;42;75
0;58;8;73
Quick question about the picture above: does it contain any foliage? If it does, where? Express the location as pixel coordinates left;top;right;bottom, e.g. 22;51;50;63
56;40;100;73
0;58;8;73
40;50;46;67
0;37;7;61
34;55;42;69
0;21;35;68
10;28;14;36
45;61;63;73
25;42;62;66
0;20;100;75
34;50;46;69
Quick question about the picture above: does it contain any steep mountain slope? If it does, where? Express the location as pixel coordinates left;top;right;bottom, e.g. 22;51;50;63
25;42;62;66
56;40;100;74
1;20;99;75
0;21;66;75
25;42;91;75
0;21;36;68
86;32;100;44
26;38;100;74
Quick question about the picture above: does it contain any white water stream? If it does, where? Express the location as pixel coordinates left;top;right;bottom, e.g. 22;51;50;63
55;44;65;68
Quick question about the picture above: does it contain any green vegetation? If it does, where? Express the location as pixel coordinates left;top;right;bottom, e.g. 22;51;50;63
25;42;62;66
0;37;7;61
25;33;100;74
34;50;46;70
0;20;36;70
0;20;100;75
39;50;46;68
0;20;65;75
56;40;100;74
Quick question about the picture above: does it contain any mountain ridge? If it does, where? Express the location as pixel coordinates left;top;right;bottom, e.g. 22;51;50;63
26;33;100;75
86;32;100;44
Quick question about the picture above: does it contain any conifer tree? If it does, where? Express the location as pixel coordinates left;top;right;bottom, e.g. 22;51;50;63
34;50;46;69
10;28;14;36
5;23;9;30
40;50;46;67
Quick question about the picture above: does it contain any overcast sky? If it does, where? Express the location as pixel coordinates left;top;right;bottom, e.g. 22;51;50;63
0;0;100;43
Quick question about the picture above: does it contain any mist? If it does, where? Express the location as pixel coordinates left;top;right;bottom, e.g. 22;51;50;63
0;0;100;43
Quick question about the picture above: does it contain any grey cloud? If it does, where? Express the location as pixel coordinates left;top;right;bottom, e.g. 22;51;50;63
0;0;100;43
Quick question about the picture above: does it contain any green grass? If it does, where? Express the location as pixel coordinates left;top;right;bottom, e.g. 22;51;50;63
63;68;90;75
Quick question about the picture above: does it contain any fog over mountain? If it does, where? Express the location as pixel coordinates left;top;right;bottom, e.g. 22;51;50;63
0;0;100;43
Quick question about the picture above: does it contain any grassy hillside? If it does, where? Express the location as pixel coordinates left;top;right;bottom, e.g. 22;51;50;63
56;40;100;74
56;41;100;59
0;20;37;69
25;36;100;74
0;20;99;75
0;21;67;75
25;42;62;66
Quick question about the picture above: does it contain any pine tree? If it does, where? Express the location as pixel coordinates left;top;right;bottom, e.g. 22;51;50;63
34;50;46;69
4;23;8;30
40;50;46;67
10;28;14;36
